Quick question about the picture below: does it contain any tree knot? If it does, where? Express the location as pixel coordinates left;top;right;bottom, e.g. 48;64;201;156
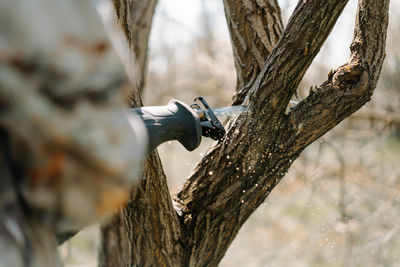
331;62;363;87
329;61;369;96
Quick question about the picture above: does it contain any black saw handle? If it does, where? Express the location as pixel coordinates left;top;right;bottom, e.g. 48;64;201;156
131;99;202;154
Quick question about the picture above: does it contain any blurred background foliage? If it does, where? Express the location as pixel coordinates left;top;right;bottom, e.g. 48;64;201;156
60;0;400;266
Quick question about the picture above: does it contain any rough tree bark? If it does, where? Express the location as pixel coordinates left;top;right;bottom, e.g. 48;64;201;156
100;0;390;266
223;0;283;105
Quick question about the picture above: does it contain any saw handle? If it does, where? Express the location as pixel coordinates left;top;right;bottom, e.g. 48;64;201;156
131;100;202;154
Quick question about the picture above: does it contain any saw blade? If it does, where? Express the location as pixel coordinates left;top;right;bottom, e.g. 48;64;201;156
211;105;247;117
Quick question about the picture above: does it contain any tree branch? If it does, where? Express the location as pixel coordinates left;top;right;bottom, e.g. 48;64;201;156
287;0;390;152
247;0;349;116
223;0;283;104
112;0;157;95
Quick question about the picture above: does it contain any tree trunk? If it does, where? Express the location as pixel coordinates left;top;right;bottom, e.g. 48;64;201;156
99;1;186;266
100;0;390;266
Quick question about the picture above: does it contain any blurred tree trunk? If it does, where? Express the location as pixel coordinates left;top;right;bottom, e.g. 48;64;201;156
100;0;390;266
99;1;185;266
0;0;148;266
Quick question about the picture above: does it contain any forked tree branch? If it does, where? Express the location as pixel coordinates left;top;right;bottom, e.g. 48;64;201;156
287;0;390;152
103;1;284;265
103;0;390;266
247;0;349;116
176;0;389;266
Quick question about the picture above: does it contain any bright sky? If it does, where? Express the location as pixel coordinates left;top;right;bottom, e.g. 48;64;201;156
151;0;227;45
